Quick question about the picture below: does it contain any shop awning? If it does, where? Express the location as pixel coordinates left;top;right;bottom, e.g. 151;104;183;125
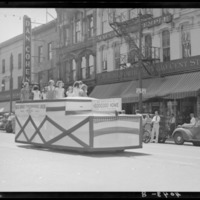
89;79;164;103
90;71;200;103
0;101;16;113
162;71;200;99
89;81;134;101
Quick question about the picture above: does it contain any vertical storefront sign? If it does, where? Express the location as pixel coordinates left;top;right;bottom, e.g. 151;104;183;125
23;15;31;84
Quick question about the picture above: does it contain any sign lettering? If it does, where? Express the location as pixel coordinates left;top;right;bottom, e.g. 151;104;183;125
23;15;31;84
15;103;46;117
142;14;173;29
92;98;122;111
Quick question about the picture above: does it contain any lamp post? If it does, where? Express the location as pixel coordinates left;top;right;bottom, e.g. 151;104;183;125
10;53;13;116
138;10;143;113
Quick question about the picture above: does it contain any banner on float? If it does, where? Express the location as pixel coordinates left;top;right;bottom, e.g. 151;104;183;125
15;104;46;117
92;98;122;112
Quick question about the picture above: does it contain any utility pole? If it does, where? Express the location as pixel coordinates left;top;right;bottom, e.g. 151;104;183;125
138;9;143;113
10;53;13;116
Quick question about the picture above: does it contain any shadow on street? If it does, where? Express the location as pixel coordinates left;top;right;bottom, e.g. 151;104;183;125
16;144;151;158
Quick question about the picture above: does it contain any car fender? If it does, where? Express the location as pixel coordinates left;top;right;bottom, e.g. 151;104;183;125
172;127;193;141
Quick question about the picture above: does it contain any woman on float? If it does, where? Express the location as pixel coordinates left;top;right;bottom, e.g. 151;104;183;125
55;80;65;99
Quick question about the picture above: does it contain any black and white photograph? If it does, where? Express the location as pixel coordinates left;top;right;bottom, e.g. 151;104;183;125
0;2;200;198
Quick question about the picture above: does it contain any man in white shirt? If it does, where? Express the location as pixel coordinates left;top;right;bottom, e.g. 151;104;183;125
182;113;196;128
151;111;160;143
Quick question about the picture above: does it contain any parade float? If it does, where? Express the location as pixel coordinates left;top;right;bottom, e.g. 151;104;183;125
15;97;143;152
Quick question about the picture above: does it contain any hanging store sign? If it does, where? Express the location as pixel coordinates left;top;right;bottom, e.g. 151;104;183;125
142;14;173;29
136;88;146;94
92;98;122;111
23;15;32;84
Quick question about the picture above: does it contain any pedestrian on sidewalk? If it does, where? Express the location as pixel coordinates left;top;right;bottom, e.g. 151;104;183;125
169;113;176;137
151;110;160;143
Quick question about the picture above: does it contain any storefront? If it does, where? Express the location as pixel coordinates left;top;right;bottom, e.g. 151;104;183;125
90;70;200;125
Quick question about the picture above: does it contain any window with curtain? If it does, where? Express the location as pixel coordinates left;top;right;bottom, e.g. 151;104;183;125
145;34;152;60
64;28;69;46
101;46;107;71
75;20;81;43
88;55;94;78
81;57;86;79
113;43;120;69
88;15;94;38
162;30;170;62
181;24;191;58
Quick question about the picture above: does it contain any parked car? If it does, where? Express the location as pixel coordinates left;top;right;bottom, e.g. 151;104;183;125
0;113;10;131
172;120;200;146
5;113;15;133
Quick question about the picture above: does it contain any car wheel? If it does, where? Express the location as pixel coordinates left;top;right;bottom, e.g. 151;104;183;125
5;123;13;133
192;142;200;146
143;130;151;143
174;131;184;145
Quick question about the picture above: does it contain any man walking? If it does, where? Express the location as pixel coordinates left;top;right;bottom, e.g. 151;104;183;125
151;111;160;143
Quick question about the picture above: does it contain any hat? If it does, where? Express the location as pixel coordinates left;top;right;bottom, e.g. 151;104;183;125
23;82;29;87
56;80;63;87
49;80;55;84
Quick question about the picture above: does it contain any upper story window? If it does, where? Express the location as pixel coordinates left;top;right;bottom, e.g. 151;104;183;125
88;15;94;38
81;57;86;80
181;23;191;58
75;20;81;43
64;27;69;45
101;10;107;34
88;55;94;79
113;43;120;70
162;30;170;62
128;42;137;64
18;76;22;89
2;59;5;73
18;53;22;69
144;34;152;60
48;42;52;60
1;79;5;91
72;59;77;81
101;46;108;71
38;45;43;63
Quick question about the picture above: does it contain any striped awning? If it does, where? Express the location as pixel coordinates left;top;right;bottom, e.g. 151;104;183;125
90;71;200;103
163;72;200;99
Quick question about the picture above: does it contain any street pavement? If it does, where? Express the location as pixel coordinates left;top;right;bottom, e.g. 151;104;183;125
0;131;200;192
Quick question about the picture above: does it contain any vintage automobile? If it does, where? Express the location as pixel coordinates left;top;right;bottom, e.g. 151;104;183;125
172;120;200;146
0;113;10;131
5;113;15;133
